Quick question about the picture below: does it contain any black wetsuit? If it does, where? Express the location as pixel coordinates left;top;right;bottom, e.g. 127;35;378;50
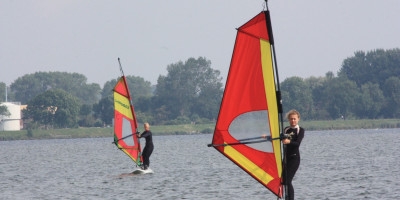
140;130;154;169
282;126;305;200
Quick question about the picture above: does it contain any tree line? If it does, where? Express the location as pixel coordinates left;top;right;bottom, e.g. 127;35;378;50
1;57;223;128
281;48;400;120
1;48;399;129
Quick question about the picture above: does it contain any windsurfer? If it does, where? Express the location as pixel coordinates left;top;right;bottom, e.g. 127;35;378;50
282;109;305;200
138;123;153;170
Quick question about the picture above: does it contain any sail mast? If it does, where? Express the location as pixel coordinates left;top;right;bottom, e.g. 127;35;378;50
264;1;286;197
117;58;139;133
264;1;284;127
118;57;125;77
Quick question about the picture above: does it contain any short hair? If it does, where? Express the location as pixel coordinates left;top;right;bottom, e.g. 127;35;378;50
285;109;300;119
144;123;150;128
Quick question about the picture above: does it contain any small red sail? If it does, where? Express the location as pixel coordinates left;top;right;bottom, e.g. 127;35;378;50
210;11;283;197
113;76;143;166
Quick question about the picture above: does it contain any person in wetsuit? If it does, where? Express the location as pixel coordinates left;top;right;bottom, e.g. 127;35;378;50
282;109;305;200
138;123;153;170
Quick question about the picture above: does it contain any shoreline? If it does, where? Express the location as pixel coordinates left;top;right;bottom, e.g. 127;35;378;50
1;118;399;141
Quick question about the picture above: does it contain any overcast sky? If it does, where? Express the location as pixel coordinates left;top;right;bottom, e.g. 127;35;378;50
1;0;400;87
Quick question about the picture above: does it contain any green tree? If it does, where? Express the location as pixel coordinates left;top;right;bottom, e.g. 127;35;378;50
338;51;369;85
0;82;6;102
338;48;400;87
191;81;223;120
10;75;43;104
0;82;10;116
135;96;153;113
306;72;340;120
381;76;400;117
154;57;223;122
78;83;101;105
281;77;313;120
10;72;101;104
320;77;360;119
0;105;10;117
78;104;101;127
304;76;329;119
93;95;113;125
354;83;385;118
24;89;80;128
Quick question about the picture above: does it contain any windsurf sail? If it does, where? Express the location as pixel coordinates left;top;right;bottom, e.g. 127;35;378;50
208;9;284;198
113;58;143;167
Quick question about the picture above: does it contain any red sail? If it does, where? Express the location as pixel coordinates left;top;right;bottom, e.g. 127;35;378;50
210;11;283;197
113;76;142;166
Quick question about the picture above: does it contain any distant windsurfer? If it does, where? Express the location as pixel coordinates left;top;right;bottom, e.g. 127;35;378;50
282;110;305;200
138;123;153;170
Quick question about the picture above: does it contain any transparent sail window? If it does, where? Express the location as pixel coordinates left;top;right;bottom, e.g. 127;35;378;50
122;117;135;146
228;110;273;152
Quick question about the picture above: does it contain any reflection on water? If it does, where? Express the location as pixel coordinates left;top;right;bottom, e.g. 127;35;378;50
1;128;399;199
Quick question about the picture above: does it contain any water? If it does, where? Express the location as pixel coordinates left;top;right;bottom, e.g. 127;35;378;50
1;129;399;199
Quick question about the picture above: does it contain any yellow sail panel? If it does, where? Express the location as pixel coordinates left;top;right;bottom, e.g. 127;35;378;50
224;145;275;185
118;145;140;161
114;92;133;120
260;39;282;177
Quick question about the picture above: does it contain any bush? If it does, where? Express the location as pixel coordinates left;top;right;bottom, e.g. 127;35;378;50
27;129;33;137
164;116;191;125
195;118;212;124
201;128;213;134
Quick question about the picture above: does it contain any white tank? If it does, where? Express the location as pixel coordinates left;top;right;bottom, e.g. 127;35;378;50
0;102;21;131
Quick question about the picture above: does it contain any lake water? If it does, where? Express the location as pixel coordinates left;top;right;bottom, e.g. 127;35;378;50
1;128;399;199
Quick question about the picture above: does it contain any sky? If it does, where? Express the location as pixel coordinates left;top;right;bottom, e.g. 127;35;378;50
1;0;400;87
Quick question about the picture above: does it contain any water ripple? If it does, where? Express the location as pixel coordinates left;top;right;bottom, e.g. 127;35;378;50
1;129;399;199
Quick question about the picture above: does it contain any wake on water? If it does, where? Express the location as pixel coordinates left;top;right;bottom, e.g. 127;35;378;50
116;168;154;178
132;168;154;174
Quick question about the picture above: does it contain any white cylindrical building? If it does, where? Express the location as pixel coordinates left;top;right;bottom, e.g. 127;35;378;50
0;102;21;131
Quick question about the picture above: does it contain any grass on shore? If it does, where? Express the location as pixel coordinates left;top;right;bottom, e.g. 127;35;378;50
301;118;400;131
1;118;399;141
0;124;214;141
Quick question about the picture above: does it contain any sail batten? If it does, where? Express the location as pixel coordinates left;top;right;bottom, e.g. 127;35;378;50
210;10;283;197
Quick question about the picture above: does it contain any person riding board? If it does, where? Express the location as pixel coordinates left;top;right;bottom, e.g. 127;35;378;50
261;109;304;199
282;109;305;200
138;123;153;170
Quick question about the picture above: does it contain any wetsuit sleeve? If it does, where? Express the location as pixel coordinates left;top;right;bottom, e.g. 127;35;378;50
140;131;151;138
288;128;305;147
